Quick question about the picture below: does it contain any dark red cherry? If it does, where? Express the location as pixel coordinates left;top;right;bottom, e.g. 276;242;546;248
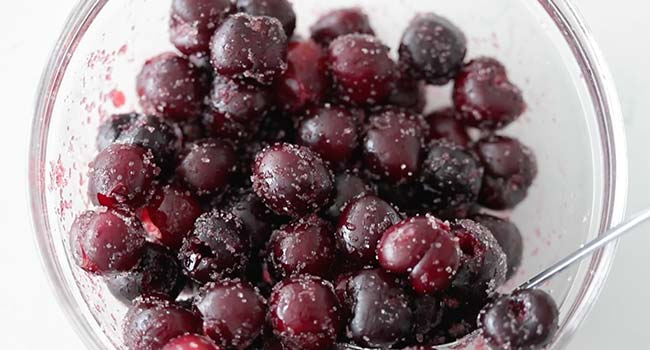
88;144;158;209
425;108;471;147
268;275;340;350
228;189;276;249
106;243;186;302
451;219;507;295
203;108;251;142
70;208;146;274
236;0;296;37
363;108;426;184
297;105;359;167
137;53;208;120
327;34;397;105
411;294;444;344
479;289;559;350
386;70;427;113
434;288;493;343
375;181;428;216
267;214;336;279
96;113;137;151
453;57;526;130
310;8;374;46
399;13;467;85
123;295;201;350
474;135;537;209
420;140;484;214
178;210;250;283
378;215;460;294
170;0;235;56
275;40;329;113
162;334;221;350
204;77;272;141
195;279;266;349
342;268;412;348
178;116;207;143
210;13;288;85
177;139;237;196
325;172;373;220
251;143;334;218
473;214;523;279
140;184;202;249
116;114;181;167
335;194;401;265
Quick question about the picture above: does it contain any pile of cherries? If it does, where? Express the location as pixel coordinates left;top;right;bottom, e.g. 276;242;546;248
70;0;559;349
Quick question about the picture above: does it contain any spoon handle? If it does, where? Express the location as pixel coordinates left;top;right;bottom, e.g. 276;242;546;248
520;208;650;290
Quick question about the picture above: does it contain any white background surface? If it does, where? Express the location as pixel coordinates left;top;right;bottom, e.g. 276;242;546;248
0;0;647;348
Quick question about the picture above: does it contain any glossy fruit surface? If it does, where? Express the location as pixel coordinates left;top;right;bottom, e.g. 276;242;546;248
210;13;288;84
268;275;340;350
479;289;559;350
251;143;334;217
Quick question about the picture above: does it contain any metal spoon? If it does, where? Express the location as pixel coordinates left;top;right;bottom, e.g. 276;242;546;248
520;207;650;289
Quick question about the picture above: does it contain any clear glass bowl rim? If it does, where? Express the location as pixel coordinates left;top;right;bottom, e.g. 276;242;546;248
28;0;629;349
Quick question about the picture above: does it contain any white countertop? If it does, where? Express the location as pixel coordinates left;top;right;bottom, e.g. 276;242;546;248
0;0;647;348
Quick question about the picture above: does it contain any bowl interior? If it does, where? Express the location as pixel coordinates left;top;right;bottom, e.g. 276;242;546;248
33;0;624;349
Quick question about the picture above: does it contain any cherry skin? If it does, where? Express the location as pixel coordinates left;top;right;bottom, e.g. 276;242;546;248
341;268;412;348
297;105;359;167
327;34;397;105
176;139;237;196
178;210;250;283
275;40;329;113
87;144;158;209
451;219;507;296
178;116;206;143
251;143;334;218
335;194;401;265
137;53;208;120
399;13;467;85
140;184;202;249
386;70;427;113
204;77;272;141
267;214;336;279
162;334;222;350
325;172;373;220
479;289;559;350
425;108;471;147
123;295;201;350
105;243;186;303
115;114;181;168
236;0;296;37
378;215;461;294
96;113;137;151
433;288;494;343
195;279;266;349
363;108;427;184
210;13;288;85
410;294;444;344
170;0;235;56
70;208;146;274
473;214;524;279
474;135;537;209
453;57;526;130
268;275;340;350
228;189;276;249
310;8;375;46
420;140;484;214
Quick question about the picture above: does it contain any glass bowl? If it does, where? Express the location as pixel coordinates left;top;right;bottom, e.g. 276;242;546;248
29;0;628;349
